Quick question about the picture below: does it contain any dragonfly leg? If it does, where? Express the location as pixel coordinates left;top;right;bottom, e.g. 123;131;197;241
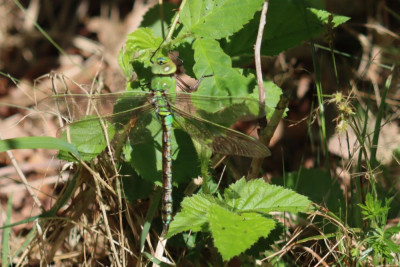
175;74;213;92
168;51;213;92
168;51;184;68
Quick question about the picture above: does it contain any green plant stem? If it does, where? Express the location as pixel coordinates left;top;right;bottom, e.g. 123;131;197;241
165;0;187;42
350;119;374;185
351;106;369;227
140;187;162;251
370;67;394;169
310;40;331;172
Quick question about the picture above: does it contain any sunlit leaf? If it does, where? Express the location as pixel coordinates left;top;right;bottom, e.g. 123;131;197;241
209;204;275;261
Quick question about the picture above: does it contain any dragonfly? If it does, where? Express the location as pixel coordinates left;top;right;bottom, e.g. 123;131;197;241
40;54;271;232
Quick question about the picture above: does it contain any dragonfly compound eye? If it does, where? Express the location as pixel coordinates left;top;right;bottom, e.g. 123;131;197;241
157;58;165;65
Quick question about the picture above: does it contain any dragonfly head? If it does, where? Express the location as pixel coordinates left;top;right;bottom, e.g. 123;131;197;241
152;57;177;76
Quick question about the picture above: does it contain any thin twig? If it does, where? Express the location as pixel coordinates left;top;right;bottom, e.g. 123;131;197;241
314;235;346;267
254;0;269;103
247;1;272;179
299;245;329;267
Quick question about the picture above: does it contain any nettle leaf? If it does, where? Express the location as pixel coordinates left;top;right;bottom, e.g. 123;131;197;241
58;117;115;161
264;81;285;118
174;40;196;78
125;28;163;56
193;38;254;98
261;0;350;56
249;81;284;120
139;3;178;38
226;178;311;213
168;178;311;260
168;193;216;235
120;164;154;202
119;28;163;78
128;114;163;184
129;115;198;185
279;168;344;214
209;204;275;261
180;0;264;39
222;0;350;58
309;8;350;27
130;140;161;184
172;129;201;184
118;48;135;79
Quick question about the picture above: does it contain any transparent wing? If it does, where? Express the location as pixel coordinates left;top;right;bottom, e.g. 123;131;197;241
38;91;156;144
38;91;270;157
38;91;153;120
170;105;270;158
167;92;267;127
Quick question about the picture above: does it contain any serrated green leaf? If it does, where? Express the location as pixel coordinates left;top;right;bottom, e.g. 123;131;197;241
208;204;275;261
222;0;350;58
128;115;198;185
130;141;161;183
167;194;216;237
172;129;200;183
193;38;254;98
118;47;135;79
120;28;164;77
168;178;311;260
125;28;163;55
264;81;282;110
139;3;178;38
58;117;115;161
261;0;350;56
174;40;196;77
226;178;311;213
128;113;162;183
180;0;264;39
309;8;350;27
120;164;154;202
279;168;344;214
250;81;284;119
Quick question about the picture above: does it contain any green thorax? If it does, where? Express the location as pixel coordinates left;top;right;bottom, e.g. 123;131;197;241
150;57;177;114
151;57;176;94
